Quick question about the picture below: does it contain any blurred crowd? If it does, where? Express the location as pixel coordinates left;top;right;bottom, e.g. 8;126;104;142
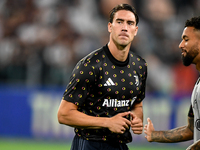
0;0;200;97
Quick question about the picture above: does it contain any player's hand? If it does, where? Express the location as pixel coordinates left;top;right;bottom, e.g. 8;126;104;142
107;112;131;134
144;118;155;142
130;113;143;134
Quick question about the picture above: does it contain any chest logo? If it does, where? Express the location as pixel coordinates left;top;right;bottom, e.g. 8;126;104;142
102;99;129;107
104;78;115;86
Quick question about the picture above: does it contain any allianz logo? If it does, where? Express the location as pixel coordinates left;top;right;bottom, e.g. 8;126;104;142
102;99;130;107
102;97;137;107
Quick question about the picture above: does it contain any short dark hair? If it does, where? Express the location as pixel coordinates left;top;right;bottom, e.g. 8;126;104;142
109;4;139;25
185;16;200;30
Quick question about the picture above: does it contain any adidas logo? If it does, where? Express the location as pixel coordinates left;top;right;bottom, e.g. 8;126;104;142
104;78;115;86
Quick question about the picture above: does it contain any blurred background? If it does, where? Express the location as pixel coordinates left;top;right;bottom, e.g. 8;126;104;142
0;0;200;149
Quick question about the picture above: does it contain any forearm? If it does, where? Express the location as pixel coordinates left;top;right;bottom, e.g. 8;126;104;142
151;126;193;143
58;100;132;134
57;100;109;129
131;102;143;121
58;109;109;129
130;101;144;135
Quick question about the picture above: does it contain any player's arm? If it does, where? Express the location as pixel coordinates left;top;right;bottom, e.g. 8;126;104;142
130;101;143;134
144;116;193;143
131;101;143;121
57;100;132;134
130;60;147;135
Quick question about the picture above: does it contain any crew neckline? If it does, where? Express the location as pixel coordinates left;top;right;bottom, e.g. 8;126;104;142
104;44;129;67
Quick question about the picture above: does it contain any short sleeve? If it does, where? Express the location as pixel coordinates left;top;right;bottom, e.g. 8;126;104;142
62;60;95;106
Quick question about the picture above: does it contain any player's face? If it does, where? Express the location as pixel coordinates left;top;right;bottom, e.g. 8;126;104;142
179;27;200;66
108;10;138;48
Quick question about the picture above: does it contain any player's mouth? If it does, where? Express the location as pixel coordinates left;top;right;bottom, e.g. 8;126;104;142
181;49;187;56
119;33;129;38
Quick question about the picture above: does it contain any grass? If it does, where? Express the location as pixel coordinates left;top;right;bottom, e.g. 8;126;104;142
0;138;71;150
0;138;186;150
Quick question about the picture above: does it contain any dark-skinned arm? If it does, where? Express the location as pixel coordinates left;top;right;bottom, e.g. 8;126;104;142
144;116;193;143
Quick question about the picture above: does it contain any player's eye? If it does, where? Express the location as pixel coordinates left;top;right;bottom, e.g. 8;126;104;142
128;21;135;25
117;21;122;24
185;39;189;42
128;22;133;25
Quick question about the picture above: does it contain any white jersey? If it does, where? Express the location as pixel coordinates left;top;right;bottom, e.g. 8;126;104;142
191;78;200;142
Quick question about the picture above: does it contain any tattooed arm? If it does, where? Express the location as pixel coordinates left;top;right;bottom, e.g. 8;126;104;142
144;117;193;143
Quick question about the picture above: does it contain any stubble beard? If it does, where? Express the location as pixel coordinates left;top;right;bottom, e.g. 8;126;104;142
112;37;130;50
182;54;194;66
181;46;199;66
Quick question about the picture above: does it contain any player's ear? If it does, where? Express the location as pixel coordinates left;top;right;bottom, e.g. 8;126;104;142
134;26;138;36
108;22;112;33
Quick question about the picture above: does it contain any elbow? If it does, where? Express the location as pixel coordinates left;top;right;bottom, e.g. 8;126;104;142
57;111;66;125
57;115;63;124
57;114;62;124
57;113;75;128
57;110;73;126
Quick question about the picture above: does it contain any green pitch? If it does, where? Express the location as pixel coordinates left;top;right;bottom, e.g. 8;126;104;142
0;138;185;150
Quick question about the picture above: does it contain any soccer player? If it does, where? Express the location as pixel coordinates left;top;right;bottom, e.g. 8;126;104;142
144;16;200;150
57;3;148;150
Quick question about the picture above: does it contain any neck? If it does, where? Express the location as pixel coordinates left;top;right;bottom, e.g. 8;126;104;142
107;41;131;62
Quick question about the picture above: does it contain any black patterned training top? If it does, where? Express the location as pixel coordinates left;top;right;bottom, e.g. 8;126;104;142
62;44;148;143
